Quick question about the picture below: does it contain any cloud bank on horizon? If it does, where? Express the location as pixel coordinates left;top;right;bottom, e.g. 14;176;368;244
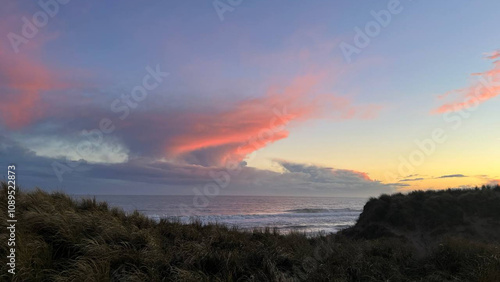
0;136;393;196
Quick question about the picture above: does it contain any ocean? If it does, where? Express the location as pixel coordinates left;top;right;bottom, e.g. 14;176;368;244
87;195;367;235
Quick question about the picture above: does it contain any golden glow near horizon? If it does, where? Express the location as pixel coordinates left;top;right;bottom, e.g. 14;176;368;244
246;104;500;192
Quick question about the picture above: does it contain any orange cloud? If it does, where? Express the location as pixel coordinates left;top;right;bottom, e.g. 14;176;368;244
0;17;69;129
432;50;500;114
166;72;382;166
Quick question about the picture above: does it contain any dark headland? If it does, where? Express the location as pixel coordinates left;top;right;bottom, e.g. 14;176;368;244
1;182;500;281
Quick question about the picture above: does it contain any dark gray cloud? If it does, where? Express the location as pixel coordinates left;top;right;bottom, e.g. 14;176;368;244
9;94;280;167
399;178;425;182
386;183;410;187
437;174;467;179
0;136;394;197
256;160;395;197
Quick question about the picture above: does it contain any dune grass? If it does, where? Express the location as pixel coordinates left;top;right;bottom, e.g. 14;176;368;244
1;182;500;281
343;185;500;242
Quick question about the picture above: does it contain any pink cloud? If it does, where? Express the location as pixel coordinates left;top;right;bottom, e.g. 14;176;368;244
486;50;500;60
165;72;382;166
341;169;372;181
0;47;69;128
432;50;500;114
0;13;69;129
142;28;385;166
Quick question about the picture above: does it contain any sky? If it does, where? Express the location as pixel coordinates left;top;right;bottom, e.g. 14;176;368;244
1;0;499;196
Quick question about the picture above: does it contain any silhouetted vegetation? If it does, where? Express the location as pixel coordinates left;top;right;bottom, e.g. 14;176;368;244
343;185;500;244
1;182;500;281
